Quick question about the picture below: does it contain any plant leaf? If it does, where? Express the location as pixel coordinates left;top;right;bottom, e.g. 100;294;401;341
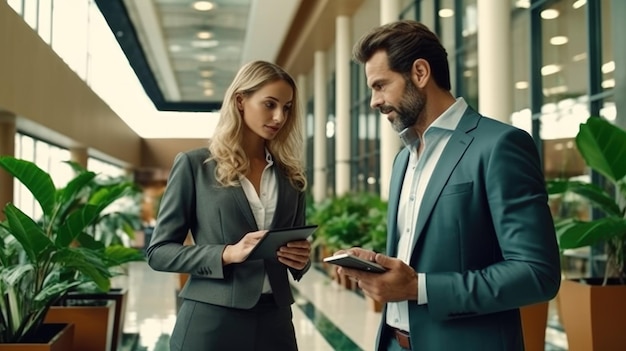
0;157;56;215
576;117;626;183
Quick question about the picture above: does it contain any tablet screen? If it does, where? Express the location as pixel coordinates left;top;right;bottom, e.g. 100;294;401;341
246;224;318;260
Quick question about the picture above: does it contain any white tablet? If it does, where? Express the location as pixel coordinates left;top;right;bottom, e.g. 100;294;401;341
323;253;387;273
246;225;318;260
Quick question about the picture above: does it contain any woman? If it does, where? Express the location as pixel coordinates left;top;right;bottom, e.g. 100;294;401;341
146;60;311;351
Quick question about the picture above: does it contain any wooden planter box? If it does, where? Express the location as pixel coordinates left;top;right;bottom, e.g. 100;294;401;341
65;288;129;351
45;300;115;351
559;278;626;351
0;323;74;351
520;301;549;351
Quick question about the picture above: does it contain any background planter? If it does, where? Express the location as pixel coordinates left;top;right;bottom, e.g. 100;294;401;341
520;301;549;351
65;288;128;351
45;300;115;351
0;323;74;351
559;279;626;351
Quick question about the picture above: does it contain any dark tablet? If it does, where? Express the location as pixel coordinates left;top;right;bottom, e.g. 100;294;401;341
323;253;387;273
246;224;318;260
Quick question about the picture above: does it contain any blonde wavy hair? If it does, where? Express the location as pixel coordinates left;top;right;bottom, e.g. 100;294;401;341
208;60;307;191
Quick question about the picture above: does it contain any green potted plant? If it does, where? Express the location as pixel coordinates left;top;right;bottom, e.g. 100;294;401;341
307;192;387;311
546;116;626;351
0;156;142;347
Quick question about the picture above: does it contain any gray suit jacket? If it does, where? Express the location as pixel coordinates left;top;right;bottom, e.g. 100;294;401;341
377;108;561;350
147;148;308;309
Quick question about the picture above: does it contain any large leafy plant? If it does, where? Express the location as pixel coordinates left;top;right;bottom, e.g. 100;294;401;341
547;117;626;285
0;156;143;343
308;192;387;253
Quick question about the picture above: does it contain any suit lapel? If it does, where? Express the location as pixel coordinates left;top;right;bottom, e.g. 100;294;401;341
387;150;409;256
410;110;480;249
232;185;258;230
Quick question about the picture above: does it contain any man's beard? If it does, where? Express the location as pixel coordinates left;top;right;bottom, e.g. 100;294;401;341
385;80;426;133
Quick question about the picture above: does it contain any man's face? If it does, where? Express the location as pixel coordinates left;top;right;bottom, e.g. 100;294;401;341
365;50;426;132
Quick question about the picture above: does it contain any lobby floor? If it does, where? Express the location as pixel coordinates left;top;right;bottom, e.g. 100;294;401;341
118;261;567;351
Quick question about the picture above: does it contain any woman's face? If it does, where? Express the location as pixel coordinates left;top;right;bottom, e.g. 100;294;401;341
238;79;293;141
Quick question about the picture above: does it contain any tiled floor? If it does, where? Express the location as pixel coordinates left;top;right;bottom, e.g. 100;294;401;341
117;261;567;351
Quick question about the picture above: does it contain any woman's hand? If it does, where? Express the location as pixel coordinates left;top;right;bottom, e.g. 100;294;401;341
277;239;311;270
222;230;267;265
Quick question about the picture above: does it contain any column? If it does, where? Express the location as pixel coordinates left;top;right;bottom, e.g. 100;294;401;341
335;15;351;196
378;0;402;200
0;112;17;221
477;0;512;123
70;147;89;169
297;74;308;165
313;51;328;203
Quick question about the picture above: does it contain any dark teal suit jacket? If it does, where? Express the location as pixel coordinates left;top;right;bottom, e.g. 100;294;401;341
377;107;561;350
147;148;308;309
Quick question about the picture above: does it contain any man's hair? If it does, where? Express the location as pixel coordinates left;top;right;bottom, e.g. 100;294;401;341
352;20;451;91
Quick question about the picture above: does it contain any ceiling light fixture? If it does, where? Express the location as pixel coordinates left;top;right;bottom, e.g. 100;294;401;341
515;81;529;89
541;9;559;19
196;31;212;40
193;1;214;11
203;89;215;96
541;64;562;76
191;40;219;48
573;0;586;9
550;36;568;45
515;0;530;8
602;61;615;74
438;9;454;18
200;70;214;78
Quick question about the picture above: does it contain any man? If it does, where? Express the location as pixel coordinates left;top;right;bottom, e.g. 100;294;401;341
338;20;561;350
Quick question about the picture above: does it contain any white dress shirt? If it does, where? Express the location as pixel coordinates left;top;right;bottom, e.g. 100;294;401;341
386;98;467;332
239;149;278;294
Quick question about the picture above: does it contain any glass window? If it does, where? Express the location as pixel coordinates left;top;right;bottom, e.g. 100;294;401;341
37;0;52;43
51;0;89;79
7;0;23;15
540;1;588;105
461;0;478;108
601;0;614;92
23;0;37;29
511;7;530;113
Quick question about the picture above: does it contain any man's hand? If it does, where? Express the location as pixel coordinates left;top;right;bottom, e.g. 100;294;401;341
338;248;418;303
277;239;311;270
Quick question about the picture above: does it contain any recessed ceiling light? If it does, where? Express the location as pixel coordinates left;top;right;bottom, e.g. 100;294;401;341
439;8;454;18
191;40;219;48
200;70;213;78
573;0;586;9
541;9;559;19
602;79;615;88
515;0;530;8
197;31;212;40
197;54;216;62
169;45;182;52
515;81;529;89
550;36;568;45
193;1;214;11
203;88;215;96
541;64;562;76
572;53;587;62
602;61;615;74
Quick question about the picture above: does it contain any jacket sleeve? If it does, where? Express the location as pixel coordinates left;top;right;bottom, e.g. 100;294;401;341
425;127;561;320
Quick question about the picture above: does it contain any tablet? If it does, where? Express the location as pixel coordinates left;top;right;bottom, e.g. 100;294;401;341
323;253;387;273
246;224;318;260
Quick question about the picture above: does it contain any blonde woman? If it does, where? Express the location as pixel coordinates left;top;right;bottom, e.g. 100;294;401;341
147;61;311;351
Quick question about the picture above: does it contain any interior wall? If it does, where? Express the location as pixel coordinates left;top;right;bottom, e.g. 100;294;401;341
0;2;141;167
140;138;209;171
